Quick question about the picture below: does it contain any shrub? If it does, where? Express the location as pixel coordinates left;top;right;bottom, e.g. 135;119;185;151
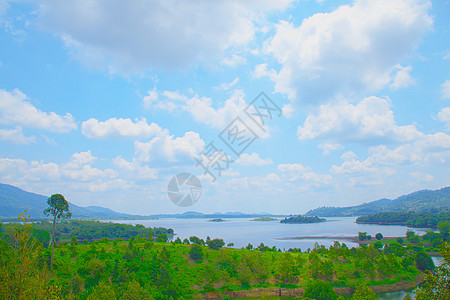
303;280;337;300
189;244;203;261
208;238;225;250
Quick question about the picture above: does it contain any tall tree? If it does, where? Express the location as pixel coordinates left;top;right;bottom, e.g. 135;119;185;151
43;193;71;266
415;242;450;300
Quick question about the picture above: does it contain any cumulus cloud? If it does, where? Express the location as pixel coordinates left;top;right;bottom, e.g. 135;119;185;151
235;152;273;166
278;163;332;184
185;90;248;129
63;151;118;181
134;131;204;164
0;151;121;191
0;127;35;144
0;89;76;132
263;0;432;104
37;0;293;72
438;107;450;130
332;132;450;176
297;96;421;144
390;65;414;89
81;117;166;139
318;143;344;155
113;156;158;180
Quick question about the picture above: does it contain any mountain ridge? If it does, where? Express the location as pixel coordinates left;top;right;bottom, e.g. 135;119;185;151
305;187;450;217
0;183;136;219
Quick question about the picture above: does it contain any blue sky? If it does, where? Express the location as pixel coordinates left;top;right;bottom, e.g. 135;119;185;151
0;0;449;215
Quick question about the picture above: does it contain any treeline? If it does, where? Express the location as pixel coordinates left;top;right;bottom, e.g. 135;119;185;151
356;212;450;228
2;220;173;247
280;215;326;224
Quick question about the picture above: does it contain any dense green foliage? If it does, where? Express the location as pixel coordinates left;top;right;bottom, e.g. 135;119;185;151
356;212;450;227
303;280;337;300
280;215;326;224
5;220;173;246
415;242;450;300
306;187;450;217
1;220;430;299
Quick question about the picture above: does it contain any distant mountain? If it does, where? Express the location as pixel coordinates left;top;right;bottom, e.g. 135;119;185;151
305;187;450;217
0;183;136;219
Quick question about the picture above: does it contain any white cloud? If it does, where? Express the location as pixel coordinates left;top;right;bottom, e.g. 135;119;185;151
390;65;414;89
81;117;166;139
63;165;117;181
0;151;122;190
318;143;343;155
63;151;118;181
263;0;432;104
332;132;450;176
185;90;248;129
0;89;76;132
235;152;273;166
88;179;131;192
113;156;158;180
217;77;240;91
278;163;332;184
442;80;450;99
134;131;204;164
410;171;434;182
37;0;293;72
221;55;247;67
297;96;421;144
438;107;450;130
143;88;190;111
66;151;96;167
0;127;35;144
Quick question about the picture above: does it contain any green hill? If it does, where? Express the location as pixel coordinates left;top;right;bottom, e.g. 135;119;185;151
0;183;135;219
306;187;450;217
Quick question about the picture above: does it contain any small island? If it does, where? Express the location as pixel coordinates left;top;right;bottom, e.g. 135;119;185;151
208;218;226;222
280;215;326;224
251;216;279;221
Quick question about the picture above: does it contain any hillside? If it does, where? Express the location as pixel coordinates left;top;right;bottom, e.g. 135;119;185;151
306;187;450;217
0;183;135;219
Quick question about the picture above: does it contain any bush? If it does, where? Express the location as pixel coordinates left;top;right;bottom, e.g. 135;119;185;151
375;233;383;240
397;237;404;244
415;251;435;272
189;244;203;261
374;241;383;250
351;284;377;300
303;280;337;300
208;238;225;250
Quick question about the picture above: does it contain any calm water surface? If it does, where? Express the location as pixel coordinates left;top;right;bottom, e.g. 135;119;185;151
110;216;431;250
108;217;442;300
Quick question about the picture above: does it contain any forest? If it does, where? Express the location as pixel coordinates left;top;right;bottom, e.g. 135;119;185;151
1;213;448;299
356;212;450;228
280;215;326;224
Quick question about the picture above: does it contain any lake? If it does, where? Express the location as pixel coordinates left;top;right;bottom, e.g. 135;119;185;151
109;216;431;250
109;216;441;299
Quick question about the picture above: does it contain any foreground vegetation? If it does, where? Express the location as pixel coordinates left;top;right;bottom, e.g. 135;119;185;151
1;215;445;299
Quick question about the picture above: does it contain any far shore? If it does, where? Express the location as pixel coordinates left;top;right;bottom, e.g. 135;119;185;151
275;235;429;246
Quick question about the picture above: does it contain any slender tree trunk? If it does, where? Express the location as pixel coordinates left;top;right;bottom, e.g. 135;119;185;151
50;213;56;266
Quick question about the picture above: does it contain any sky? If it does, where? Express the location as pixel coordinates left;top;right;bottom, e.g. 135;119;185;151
0;0;449;215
